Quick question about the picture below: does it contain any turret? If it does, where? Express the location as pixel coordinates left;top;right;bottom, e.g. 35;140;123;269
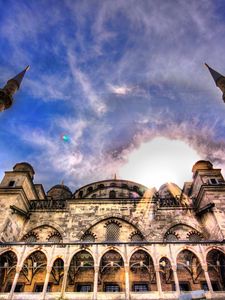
205;63;225;102
190;160;225;240
190;160;224;202
0;66;29;111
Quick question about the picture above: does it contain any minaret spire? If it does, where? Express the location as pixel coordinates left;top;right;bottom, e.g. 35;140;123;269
205;63;225;102
0;66;29;111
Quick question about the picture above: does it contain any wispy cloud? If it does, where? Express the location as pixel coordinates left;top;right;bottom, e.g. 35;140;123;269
1;0;225;190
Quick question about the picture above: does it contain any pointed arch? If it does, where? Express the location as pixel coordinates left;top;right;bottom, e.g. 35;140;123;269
66;250;94;292
177;249;207;292
77;214;145;240
206;249;225;291
0;250;18;292
129;249;157;292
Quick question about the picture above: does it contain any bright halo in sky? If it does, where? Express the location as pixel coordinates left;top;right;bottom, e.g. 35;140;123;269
119;137;201;189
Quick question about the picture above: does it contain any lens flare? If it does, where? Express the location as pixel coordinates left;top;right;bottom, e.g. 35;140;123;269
61;134;70;142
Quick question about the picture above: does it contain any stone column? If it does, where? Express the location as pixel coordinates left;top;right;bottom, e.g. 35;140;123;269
172;265;180;294
124;264;130;300
60;265;69;298
155;265;162;298
202;264;213;293
93;265;99;300
8;245;26;300
8;265;22;300
41;265;52;300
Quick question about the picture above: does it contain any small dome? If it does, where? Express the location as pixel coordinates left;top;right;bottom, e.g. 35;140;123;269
13;162;35;180
47;184;72;200
158;183;181;198
192;160;213;173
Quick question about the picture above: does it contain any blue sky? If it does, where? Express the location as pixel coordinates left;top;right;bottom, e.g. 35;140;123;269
1;0;225;191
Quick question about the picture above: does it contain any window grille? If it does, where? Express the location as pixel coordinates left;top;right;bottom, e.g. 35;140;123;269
82;232;95;242
105;222;120;241
164;231;179;241
130;232;144;242
133;284;148;292
77;284;92;292
48;234;61;243
23;233;37;242
187;231;203;242
105;284;120;292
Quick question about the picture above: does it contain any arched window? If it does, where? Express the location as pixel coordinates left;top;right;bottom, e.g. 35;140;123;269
78;190;83;198
105;221;120;241
130;231;144;242
82;231;96;242
87;186;93;194
187;231;204;242
164;231;180;242
109;190;116;198
47;232;62;243
22;232;38;243
98;184;105;189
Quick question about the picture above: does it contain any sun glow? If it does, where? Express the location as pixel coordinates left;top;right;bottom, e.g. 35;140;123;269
119;137;201;189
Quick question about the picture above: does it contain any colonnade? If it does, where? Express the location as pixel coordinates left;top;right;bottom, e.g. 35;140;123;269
0;243;224;300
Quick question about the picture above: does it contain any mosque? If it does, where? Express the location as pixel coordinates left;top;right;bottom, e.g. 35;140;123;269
0;160;224;300
0;66;225;300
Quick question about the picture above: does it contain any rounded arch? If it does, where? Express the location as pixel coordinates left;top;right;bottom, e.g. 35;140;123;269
77;214;145;240
98;247;125;266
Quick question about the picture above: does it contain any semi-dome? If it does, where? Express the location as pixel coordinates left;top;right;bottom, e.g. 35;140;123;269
192;160;213;173
47;184;72;200
13;162;35;180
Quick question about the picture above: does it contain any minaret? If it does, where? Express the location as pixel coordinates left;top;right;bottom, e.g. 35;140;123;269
205;63;225;102
0;66;29;111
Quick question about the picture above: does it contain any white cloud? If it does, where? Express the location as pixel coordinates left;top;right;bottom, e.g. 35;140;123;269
108;84;133;95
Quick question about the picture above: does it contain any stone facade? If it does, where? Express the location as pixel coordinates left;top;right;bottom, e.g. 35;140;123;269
0;160;225;300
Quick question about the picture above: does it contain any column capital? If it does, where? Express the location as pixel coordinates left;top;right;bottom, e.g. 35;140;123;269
46;265;52;273
154;265;160;272
172;265;177;272
94;265;99;272
124;264;129;272
202;264;208;272
16;265;22;273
